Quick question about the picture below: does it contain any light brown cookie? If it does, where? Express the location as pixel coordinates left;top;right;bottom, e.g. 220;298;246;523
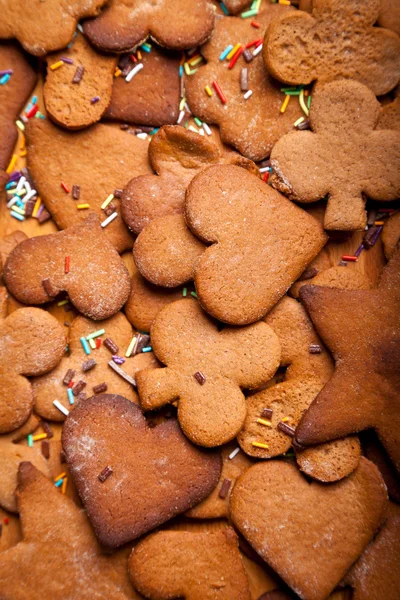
296;245;400;472
378;0;400;37
231;458;388;600
186;442;252;519
0;0;107;56
290;265;373;299
0;307;65;434
84;0;215;53
382;211;400;260
0;462;140;599
264;0;400;96
33;311;139;422
44;33;117;130
129;527;251;600
0;231;27;277
362;431;400;503
106;47;180;126
270;80;400;231
185;7;305;162
25;118;151;252
0;43;37;182
3;214;131;320
378;95;400;131
185;164;326;325
62;393;222;548
222;0;252;15
137;298;280;447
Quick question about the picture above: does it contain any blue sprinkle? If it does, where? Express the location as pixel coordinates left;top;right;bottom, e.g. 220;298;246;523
149;128;159;135
5;182;16;190
10;211;24;221
220;2;229;14
219;44;233;61
31;95;37;104
67;388;75;405
16;199;24;208
140;44;151;53
142;347;152;353
80;337;91;355
0;74;10;85
179;65;183;77
54;479;63;488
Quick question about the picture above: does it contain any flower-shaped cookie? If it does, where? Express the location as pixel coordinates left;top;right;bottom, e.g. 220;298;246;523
270;80;400;230
264;0;400;96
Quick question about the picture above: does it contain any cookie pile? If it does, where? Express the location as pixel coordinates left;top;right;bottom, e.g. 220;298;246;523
0;1;399;599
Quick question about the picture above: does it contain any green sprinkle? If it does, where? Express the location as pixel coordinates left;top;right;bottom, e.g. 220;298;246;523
27;434;33;447
182;287;188;297
194;117;203;127
241;8;258;17
307;95;312;108
191;291;198;298
86;328;105;340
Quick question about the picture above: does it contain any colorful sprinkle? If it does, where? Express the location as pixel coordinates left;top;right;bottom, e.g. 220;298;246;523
219;44;233;61
50;61;63;71
80;337;91;355
212;80;227;104
101;212;118;228
53;400;69;416
252;441;269;449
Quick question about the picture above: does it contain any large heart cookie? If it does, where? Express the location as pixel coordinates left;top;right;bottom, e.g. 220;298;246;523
231;459;387;600
62;393;222;548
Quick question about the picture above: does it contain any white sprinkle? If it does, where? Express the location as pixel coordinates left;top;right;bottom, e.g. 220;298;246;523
53;400;69;416
24;181;31;193
23;189;37;202
253;44;263;57
101;212;118;228
126;63;143;82
259;167;270;173
177;110;185;124
229;447;240;460
136;132;148;140
203;122;212;136
199;128;205;136
15;176;26;193
77;24;84;33
243;90;253;100
7;196;18;208
188;126;198;133
184;102;190;113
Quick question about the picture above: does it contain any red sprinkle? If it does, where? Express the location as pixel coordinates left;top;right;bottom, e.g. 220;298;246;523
130;53;137;63
65;255;70;274
251;20;261;28
342;255;358;262
228;47;244;70
26;104;39;118
245;38;263;49
212;80;227;104
61;181;70;193
68;381;74;388
96;338;102;349
3;518;9;525
263;171;270;183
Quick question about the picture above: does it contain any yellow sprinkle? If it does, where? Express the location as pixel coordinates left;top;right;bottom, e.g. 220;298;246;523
16;120;25;132
19;150;27;157
184;62;198;76
189;55;203;67
61;476;68;495
32;433;47;441
205;85;213;97
375;221;384;225
227;43;241;61
294;116;305;127
77;203;90;209
279;0;291;4
125;335;137;358
114;68;122;77
179;97;186;111
256;418;272;427
252;441;269;449
57;299;69;306
299;88;309;116
50;60;64;71
282;416;291;423
256;0;262;8
11;206;25;216
280;94;291;114
89;338;96;349
55;472;67;482
32;198;41;217
6;154;18;174
101;194;114;210
137;50;142;60
20;136;26;150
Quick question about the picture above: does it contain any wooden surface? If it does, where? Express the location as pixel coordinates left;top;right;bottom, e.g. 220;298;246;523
0;77;389;600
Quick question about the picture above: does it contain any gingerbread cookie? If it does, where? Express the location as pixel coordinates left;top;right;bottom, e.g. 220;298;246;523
62;393;222;548
382;211;400;259
0;307;65;434
362;432;400;503
84;0;215;53
0;0;107;56
270;80;400;231
264;0;400;96
231;459;388;600
290;265;373;299
185;7;305;162
0;43;37;183
0;462;140;599
186;442;252;519
3;215;131;320
106;47;180;126
0;231;27;277
185;164;326;325
129;527;251;600
378;94;400;131
137;298;280;447
44;33;117;130
33;311;139;423
296;245;400;472
378;0;400;37
25;118;151;252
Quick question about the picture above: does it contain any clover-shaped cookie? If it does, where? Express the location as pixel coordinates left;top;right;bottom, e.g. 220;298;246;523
3;214;131;320
0;0;107;56
129;527;251;600
25;119;151;252
62;393;222;547
185;164;326;325
84;0;215;53
33;311;139;422
270;80;400;231
136;298;280;447
185;7;304;162
44;33;117;130
264;0;400;96
0;307;65;434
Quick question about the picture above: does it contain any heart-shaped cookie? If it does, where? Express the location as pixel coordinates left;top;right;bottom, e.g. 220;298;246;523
62;393;222;548
231;459;387;600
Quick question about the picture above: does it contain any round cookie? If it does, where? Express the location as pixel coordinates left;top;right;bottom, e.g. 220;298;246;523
382;212;400;260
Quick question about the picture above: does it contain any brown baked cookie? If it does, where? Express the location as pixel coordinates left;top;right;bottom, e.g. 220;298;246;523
290;265;373;299
264;0;400;96
124;262;184;332
296;244;400;472
25;118;151;252
270;80;400;231
378;0;400;37
3;214;131;320
43;33;117;130
0;43;37;182
185;7;305;162
185;164;326;325
137;298;280;447
0;462;140;599
33;311;139;423
0;0;107;56
343;503;400;600
84;0;215;53
129;527;251;600
0;230;27;277
231;458;388;600
0;307;65;434
105;46;180;127
382;211;400;260
362;431;400;503
378;95;400;131
186;442;252;519
62;393;222;548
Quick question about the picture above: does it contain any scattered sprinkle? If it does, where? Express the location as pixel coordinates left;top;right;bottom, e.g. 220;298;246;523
193;371;206;385
53;400;69;416
218;478;232;499
228;447;240;460
277;422;295;437
252;441;269;449
108;360;136;386
50;61;63;71
93;382;107;394
98;466;113;483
